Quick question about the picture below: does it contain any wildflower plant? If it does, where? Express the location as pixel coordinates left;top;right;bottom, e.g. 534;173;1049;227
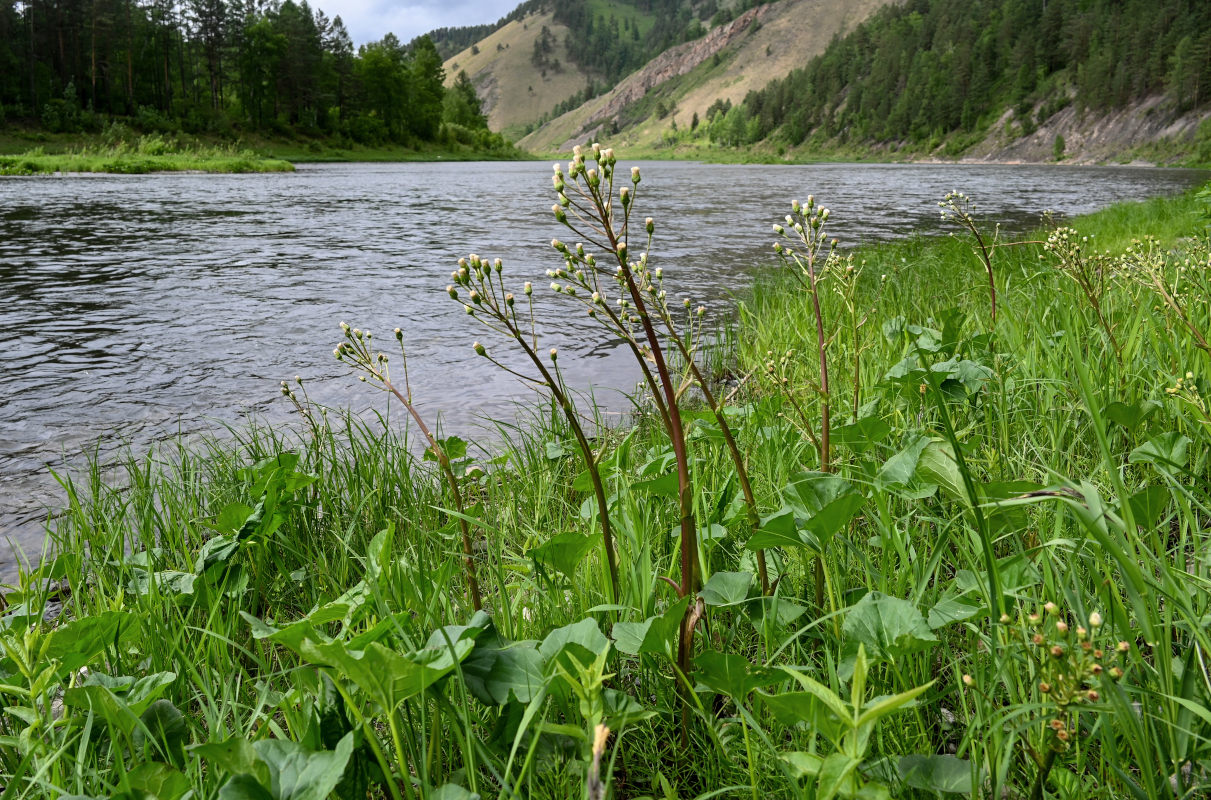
333;322;483;611
939;190;1000;323
549;145;702;672
964;604;1129;800
446;252;622;603
1124;236;1211;355
1042;226;1122;361
772;196;840;608
1164;370;1211;426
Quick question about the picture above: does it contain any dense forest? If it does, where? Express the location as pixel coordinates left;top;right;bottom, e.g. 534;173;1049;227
0;0;502;148
703;0;1211;149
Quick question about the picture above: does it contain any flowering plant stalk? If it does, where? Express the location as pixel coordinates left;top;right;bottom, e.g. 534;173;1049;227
334;323;483;611
549;144;700;737
446;254;621;603
940;190;999;324
545;150;770;595
772;196;837;609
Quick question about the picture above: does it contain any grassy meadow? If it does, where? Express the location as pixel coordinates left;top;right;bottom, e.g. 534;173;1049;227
3;152;1210;800
0;134;295;174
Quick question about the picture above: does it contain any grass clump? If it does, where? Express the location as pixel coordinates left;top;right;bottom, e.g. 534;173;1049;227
3;148;1211;799
0;134;294;175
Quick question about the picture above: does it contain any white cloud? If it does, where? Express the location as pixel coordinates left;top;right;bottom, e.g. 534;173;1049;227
319;0;521;45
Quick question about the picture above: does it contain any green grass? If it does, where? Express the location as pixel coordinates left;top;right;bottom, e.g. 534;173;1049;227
2;171;1210;799
0;128;533;170
0;135;295;174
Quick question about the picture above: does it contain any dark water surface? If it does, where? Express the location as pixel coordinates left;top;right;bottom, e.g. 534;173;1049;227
1;160;1207;572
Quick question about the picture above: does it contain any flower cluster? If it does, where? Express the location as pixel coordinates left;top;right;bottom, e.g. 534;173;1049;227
771;195;840;289
937;189;974;223
965;603;1129;754
1164;371;1210;426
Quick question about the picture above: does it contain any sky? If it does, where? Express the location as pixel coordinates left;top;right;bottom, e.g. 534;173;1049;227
319;0;520;46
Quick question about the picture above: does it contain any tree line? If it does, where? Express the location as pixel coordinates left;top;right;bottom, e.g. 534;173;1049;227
0;0;503;148
706;0;1211;149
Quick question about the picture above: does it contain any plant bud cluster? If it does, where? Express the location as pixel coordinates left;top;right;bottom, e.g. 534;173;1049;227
966;603;1131;755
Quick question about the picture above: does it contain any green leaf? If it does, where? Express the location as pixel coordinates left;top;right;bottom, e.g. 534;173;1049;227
842;591;937;663
917;441;965;501
428;435;468;462
817;753;861;800
926;596;981;630
1129;431;1191;469
127;570;199;603
529;532;599;581
250;733;354;800
458;618;546;706
748;509;810;550
46;611;140;673
779;667;849;721
855;681;933;728
298;639;473;712
876;433;930;489
630;472;680;497
195;534;241;573
193;737;266;784
216;734;355;800
429;785;480;800
831;417;892;453
126;762;190;800
780;751;823;781
611;596;689;658
219;775;274;800
896;754;978;794
1102;400;1158;432
693;650;778;698
544;439;572;461
758;691;845;744
601;688;659;729
1124;485;1171;530
134;700;188;762
781;471;866;545
699;572;753;607
214;502;255;535
539;618;608;665
744;596;809;629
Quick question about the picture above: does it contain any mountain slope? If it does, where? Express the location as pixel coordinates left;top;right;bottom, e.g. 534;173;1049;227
518;0;891;153
442;11;595;139
703;0;1211;161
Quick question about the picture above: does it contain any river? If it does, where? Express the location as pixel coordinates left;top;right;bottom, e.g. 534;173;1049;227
1;160;1207;573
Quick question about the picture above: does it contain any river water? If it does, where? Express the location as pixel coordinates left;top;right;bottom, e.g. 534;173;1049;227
1;160;1207;572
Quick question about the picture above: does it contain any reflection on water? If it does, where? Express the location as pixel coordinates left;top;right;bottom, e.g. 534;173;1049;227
1;160;1207;571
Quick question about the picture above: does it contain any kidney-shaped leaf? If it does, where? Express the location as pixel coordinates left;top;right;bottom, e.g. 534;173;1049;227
699;572;753;607
298;639;473;712
782;472;866;543
611;596;689;658
539;618;609;666
897;754;979;794
693;650;779;699
842;592;937;663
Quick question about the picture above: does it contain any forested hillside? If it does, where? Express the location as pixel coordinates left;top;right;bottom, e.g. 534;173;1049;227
0;0;505;150
549;0;755;83
711;0;1211;151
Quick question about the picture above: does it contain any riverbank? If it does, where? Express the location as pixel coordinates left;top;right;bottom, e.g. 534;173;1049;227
0;127;532;171
0;135;296;175
6;174;1210;797
542;136;1211;167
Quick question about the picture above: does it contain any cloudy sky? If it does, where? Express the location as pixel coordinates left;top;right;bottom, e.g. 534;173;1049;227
320;0;520;45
